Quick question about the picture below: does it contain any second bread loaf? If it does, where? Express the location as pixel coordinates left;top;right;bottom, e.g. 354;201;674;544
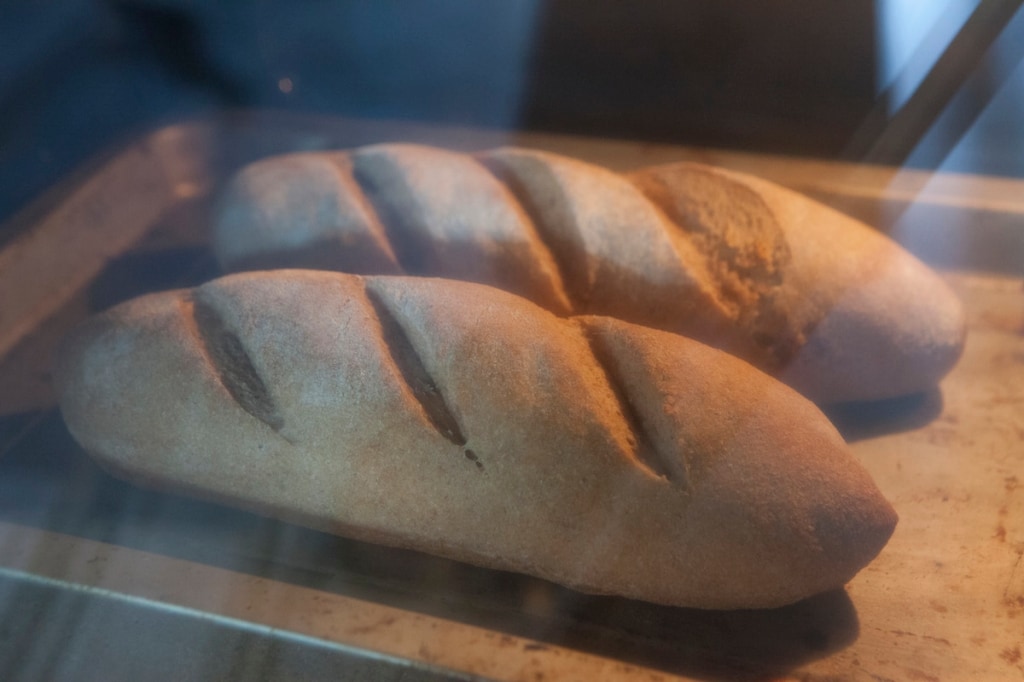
213;144;966;404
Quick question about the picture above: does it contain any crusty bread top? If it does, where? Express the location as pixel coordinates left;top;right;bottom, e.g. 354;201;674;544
54;270;897;609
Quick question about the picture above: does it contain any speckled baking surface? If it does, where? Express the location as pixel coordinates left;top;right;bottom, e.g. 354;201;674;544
1;114;1022;681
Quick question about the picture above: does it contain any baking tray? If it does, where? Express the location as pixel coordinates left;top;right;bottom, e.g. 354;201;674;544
1;112;1022;681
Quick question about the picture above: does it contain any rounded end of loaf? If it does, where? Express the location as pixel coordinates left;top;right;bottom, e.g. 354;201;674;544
213;154;401;275
737;168;968;404
580;316;898;609
688;409;900;609
628;161;967;404
753;180;966;401
52;283;306;497
777;228;967;405
52;291;189;488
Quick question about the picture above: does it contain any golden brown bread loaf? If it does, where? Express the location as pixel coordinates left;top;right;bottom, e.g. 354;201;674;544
213;144;966;404
54;270;897;609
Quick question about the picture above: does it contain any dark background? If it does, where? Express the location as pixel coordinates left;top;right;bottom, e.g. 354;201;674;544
2;1;1022;223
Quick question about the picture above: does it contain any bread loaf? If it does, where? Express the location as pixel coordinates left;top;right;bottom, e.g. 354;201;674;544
54;270;897;609
213;144;966;404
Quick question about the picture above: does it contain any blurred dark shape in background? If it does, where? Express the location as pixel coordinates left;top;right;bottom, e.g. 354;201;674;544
1;1;1021;223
